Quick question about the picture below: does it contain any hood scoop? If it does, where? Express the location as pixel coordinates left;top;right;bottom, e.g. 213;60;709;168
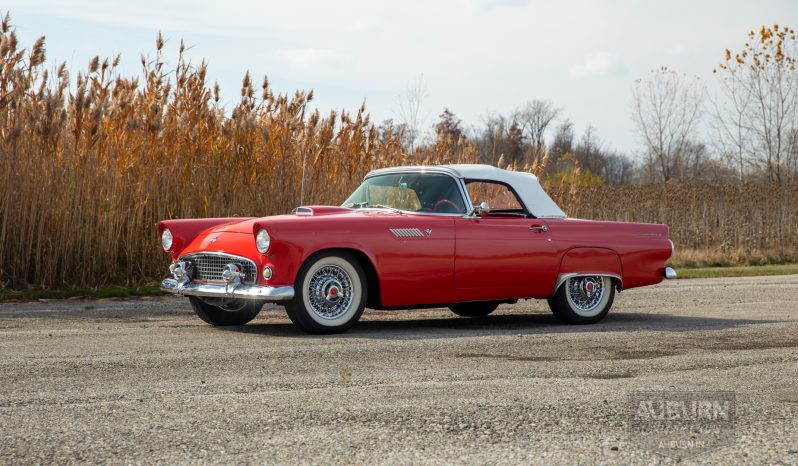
291;205;351;216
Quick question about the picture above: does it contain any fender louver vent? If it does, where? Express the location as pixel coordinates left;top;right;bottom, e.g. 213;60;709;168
390;228;424;238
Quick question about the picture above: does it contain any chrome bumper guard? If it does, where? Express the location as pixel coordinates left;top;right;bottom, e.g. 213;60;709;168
160;278;294;301
664;267;677;279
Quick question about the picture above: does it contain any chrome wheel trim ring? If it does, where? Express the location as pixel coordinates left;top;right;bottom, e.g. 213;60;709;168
565;276;610;317
301;257;361;326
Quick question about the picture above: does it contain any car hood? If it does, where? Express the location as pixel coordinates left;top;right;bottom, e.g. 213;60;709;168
211;218;261;234
210;206;394;234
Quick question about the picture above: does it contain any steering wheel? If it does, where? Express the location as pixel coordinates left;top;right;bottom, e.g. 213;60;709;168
433;199;459;213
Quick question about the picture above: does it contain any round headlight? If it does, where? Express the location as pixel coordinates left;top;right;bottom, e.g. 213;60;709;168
161;228;173;251
256;229;270;253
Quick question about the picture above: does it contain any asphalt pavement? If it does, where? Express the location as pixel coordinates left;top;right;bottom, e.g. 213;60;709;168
1;275;797;464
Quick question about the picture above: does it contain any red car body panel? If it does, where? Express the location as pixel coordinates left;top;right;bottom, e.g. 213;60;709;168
159;206;672;308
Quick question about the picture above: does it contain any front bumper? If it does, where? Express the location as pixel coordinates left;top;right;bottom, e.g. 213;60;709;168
160;278;295;301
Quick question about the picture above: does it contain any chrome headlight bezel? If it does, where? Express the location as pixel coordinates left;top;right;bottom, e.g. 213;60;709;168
161;228;174;251
256;228;271;253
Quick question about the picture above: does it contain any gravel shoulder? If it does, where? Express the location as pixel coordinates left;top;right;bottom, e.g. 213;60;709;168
1;276;797;464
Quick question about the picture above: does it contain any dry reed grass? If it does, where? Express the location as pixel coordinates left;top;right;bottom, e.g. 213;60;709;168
564;183;798;267
0;18;794;290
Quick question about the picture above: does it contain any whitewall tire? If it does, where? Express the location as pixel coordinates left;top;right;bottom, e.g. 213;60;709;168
285;252;367;334
547;275;615;324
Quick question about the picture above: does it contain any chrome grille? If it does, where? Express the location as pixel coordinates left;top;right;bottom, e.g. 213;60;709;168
181;253;257;284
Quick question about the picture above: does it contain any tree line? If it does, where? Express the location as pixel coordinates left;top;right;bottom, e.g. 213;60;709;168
383;24;798;186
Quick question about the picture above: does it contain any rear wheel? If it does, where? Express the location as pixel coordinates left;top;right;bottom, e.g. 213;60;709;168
188;296;263;326
449;301;500;317
284;252;367;334
547;276;615;324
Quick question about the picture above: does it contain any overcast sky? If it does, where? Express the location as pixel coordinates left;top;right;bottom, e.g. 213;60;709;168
4;0;796;156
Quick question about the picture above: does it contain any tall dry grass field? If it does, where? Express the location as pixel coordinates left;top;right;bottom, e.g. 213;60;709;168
0;18;795;290
0;21;483;289
563;184;798;267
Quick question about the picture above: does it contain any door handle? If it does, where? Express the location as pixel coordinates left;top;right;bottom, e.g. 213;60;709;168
529;224;548;233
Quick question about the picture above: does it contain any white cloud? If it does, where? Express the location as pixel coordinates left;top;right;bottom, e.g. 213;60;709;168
570;52;616;78
277;48;338;70
3;0;797;154
474;0;531;11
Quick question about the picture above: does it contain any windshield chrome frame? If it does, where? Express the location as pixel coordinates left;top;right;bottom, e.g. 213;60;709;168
350;169;474;217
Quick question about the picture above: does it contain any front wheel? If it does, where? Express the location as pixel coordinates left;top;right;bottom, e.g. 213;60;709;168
284;252;367;334
547;276;615;324
188;296;263;326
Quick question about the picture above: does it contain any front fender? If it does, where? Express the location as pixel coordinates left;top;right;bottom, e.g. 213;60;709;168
159;218;252;259
260;237;382;288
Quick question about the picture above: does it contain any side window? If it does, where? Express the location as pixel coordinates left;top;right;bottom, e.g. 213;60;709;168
466;181;525;211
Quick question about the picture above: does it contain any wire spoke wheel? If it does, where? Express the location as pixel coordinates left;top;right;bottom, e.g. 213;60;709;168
306;264;354;320
548;275;615;324
565;276;606;316
286;252;367;334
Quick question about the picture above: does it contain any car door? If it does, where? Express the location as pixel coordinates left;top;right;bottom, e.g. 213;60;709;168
454;181;560;296
375;214;456;306
351;172;464;307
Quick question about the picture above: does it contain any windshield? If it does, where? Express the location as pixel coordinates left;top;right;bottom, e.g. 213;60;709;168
342;173;467;214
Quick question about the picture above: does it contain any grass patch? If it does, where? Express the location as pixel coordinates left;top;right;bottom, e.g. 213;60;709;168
0;284;164;301
676;263;798;279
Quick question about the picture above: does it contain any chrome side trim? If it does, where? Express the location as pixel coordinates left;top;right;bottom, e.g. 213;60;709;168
552;273;623;296
161;278;295;301
455;176;475;214
365;166;464;179
664;267;677;279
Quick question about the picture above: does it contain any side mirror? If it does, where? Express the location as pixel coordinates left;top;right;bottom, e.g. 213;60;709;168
468;202;491;217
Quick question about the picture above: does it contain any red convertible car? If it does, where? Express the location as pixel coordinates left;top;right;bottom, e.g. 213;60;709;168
159;164;675;334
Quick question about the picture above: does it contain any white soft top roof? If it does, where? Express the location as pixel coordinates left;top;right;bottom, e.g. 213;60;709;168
366;164;567;218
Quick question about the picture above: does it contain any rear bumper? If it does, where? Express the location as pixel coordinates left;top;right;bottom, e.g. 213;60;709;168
160;278;295;301
664;267;677;279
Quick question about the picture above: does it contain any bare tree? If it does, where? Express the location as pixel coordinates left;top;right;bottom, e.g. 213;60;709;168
601;152;637;184
632;66;704;181
573;126;603;175
551;119;574;157
711;25;798;184
395;74;429;152
513;99;561;155
708;66;751;185
471;112;526;166
571;126;637;184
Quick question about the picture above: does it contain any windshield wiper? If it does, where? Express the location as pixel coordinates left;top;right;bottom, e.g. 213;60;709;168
343;201;369;208
367;204;402;213
344;202;401;213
